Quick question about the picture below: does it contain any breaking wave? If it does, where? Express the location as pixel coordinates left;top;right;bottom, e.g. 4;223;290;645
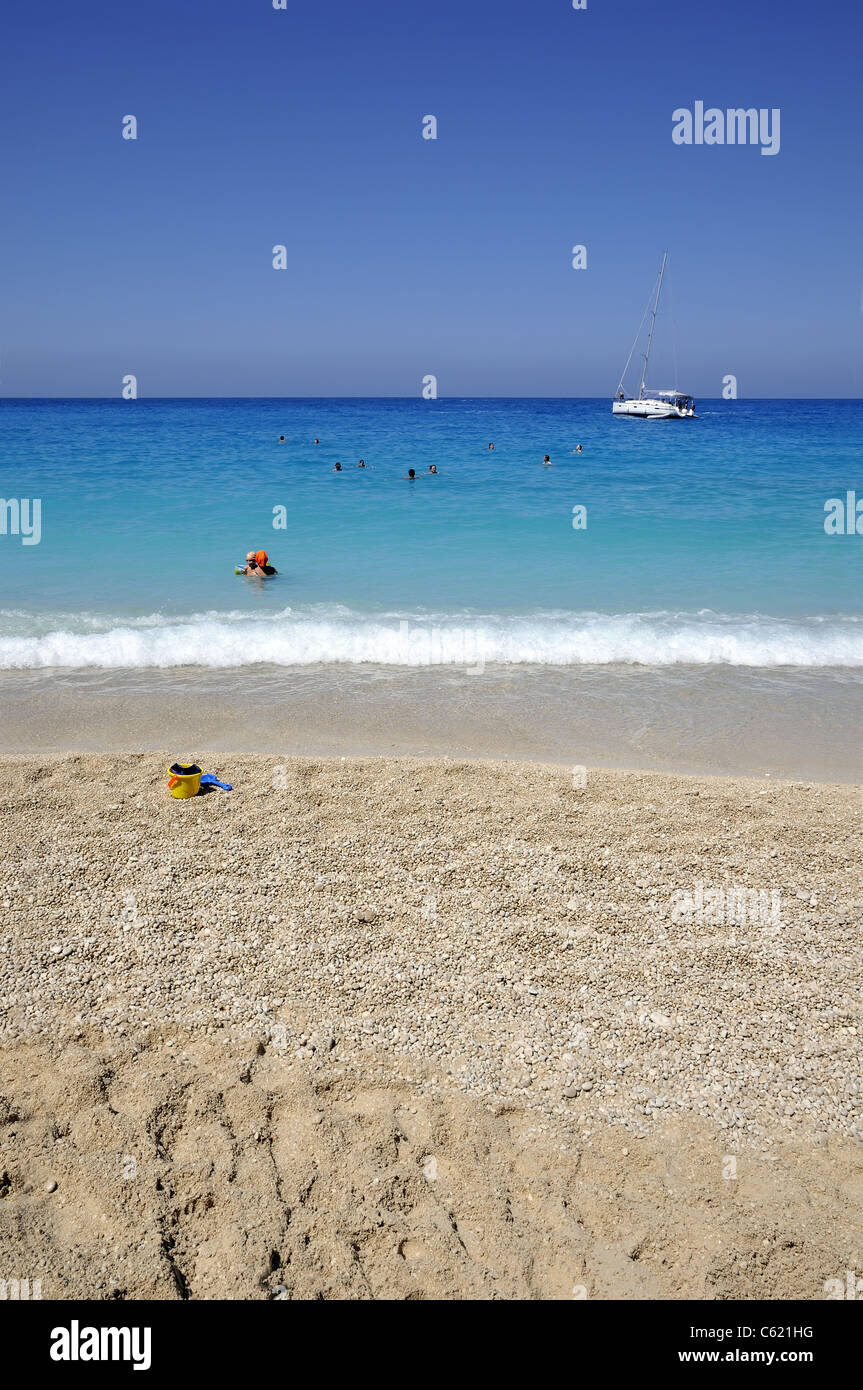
0;607;861;669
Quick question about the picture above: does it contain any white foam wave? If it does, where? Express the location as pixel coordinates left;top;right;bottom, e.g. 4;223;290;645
0;608;861;669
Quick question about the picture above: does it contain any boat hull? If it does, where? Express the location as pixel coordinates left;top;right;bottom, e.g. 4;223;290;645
612;399;695;419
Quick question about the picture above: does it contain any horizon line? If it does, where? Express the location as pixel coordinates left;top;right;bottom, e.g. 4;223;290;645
2;395;861;404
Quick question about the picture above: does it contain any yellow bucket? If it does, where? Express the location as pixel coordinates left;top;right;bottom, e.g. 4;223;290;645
168;762;202;799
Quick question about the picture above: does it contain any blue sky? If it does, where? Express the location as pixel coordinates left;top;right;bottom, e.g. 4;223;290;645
1;0;860;397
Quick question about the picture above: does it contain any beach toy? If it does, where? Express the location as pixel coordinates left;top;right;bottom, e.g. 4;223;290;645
168;764;233;798
168;762;202;798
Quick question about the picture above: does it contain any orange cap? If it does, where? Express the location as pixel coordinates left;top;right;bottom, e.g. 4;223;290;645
255;550;268;567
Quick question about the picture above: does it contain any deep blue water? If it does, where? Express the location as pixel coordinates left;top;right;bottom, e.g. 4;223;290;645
0;397;861;668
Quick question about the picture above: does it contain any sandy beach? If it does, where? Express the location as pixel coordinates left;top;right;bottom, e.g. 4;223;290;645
1;752;861;1299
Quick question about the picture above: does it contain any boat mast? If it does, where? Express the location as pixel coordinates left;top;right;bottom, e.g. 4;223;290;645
638;251;667;401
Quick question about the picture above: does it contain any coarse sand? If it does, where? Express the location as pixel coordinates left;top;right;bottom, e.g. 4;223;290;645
1;753;861;1299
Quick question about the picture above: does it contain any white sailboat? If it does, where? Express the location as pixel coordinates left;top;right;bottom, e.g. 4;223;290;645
612;253;696;419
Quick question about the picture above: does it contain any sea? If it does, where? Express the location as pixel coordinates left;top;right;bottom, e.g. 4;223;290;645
1;396;861;672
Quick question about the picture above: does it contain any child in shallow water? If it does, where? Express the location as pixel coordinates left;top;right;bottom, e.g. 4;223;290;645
242;549;277;577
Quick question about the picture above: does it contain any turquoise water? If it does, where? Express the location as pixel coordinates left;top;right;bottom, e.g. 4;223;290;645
0;397;861;668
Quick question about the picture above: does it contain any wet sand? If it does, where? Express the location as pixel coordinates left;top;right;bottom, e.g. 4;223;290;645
1;663;861;781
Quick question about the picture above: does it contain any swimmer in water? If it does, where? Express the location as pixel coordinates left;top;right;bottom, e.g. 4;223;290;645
404;468;416;479
576;444;583;454
241;549;278;577
279;435;285;443
333;462;342;471
314;438;320;445
488;443;494;451
357;459;366;468
542;454;552;466
429;465;438;474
